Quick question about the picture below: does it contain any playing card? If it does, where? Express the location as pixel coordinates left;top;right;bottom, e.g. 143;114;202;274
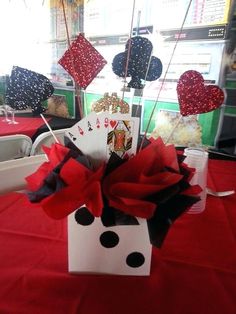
65;112;109;168
106;114;140;160
65;112;140;168
83;111;110;168
65;114;90;153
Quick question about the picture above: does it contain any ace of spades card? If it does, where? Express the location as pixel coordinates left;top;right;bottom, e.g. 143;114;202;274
106;115;139;160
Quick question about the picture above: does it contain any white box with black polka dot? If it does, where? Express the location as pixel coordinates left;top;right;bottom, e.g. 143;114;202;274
68;207;152;276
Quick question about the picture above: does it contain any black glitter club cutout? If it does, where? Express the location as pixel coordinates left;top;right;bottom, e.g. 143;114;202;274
112;36;162;89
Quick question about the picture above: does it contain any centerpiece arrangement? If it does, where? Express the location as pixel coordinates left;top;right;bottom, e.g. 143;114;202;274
21;24;225;274
23;0;224;275
26;123;201;275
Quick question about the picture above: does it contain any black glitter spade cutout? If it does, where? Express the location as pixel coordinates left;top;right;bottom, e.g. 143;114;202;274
126;252;145;268
112;36;162;89
100;231;120;248
74;207;95;226
5;66;54;114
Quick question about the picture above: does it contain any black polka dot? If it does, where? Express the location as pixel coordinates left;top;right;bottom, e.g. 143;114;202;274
74;207;94;226
100;231;119;248
126;252;145;268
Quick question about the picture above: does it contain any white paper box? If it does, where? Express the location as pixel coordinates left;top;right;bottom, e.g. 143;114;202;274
68;208;152;276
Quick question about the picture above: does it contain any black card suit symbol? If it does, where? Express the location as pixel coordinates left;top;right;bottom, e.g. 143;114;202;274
68;132;76;141
74;207;95;226
88;121;93;131
126;252;145;268
112;36;162;89
5;66;54;114
100;231;119;248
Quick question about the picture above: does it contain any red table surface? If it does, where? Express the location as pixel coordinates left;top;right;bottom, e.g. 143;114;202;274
0;117;51;138
0;159;236;314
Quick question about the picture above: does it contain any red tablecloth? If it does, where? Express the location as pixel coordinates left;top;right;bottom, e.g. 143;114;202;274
0;117;51;139
0;159;236;314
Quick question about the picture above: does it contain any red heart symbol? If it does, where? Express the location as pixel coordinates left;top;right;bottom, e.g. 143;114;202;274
110;120;117;128
177;70;224;116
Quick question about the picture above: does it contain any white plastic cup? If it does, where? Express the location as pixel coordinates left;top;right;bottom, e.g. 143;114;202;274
184;148;209;214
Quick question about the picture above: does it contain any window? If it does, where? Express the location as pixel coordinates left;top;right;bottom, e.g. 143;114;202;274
0;0;51;76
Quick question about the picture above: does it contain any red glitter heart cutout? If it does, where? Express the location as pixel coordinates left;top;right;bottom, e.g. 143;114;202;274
177;70;224;116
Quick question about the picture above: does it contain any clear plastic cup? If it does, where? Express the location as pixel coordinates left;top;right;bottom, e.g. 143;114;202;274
184;148;209;214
